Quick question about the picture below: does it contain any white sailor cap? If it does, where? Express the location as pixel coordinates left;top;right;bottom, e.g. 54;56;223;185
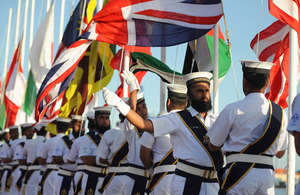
71;115;86;122
137;92;145;105
241;60;274;75
56;117;71;124
1;128;9;135
8;125;19;130
183;72;213;87
86;110;95;120
167;84;187;98
94;106;112;115
33;123;47;131
21;123;34;128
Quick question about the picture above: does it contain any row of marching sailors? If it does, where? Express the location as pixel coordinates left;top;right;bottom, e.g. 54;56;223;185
0;79;186;195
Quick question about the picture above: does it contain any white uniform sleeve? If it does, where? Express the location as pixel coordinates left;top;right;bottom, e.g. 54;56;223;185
123;119;135;138
39;140;48;159
277;111;289;151
97;133;110;160
68;140;78;162
52;139;64;156
287;93;300;135
150;113;181;137
78;136;92;158
0;144;10;158
23;142;28;157
139;132;154;149
207;106;232;147
14;144;25;160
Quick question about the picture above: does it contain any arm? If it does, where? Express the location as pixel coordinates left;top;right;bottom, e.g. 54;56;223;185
2;158;12;163
52;156;64;164
100;158;109;165
18;159;27;165
38;157;46;165
81;156;96;166
140;145;153;169
295;131;300;156
275;150;285;158
208;142;221;151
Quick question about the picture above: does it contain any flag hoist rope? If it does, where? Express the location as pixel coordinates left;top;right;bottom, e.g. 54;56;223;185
221;0;239;101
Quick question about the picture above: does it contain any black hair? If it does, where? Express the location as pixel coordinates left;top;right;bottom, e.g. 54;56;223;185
36;126;47;136
56;122;69;133
243;72;269;89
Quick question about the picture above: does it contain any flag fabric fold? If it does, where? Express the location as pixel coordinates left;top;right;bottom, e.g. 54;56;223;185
3;35;27;128
182;24;231;81
23;1;54;116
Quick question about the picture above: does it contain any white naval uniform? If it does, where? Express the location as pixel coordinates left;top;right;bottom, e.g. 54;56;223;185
78;131;105;195
10;136;26;195
287;93;300;195
0;141;12;195
96;124;128;195
150;106;218;195
39;133;65;195
23;135;45;195
67;136;84;195
207;93;288;195
122;119;149;195
14;138;28;194
53;133;76;195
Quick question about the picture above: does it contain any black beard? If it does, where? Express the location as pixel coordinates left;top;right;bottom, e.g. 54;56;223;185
95;125;111;134
190;97;212;113
72;131;84;138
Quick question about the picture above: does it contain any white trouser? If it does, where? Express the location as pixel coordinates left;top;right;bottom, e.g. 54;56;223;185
121;175;135;195
170;174;219;195
24;170;40;195
102;175;127;195
1;170;11;195
73;171;84;195
10;167;21;195
225;168;275;195
149;174;173;195
43;170;57;195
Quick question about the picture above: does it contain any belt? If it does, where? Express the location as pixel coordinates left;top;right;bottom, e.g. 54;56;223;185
81;165;107;174
226;153;273;166
127;165;149;177
153;164;176;175
19;165;27;170
176;161;217;179
108;166;128;173
47;164;58;169
3;165;12;169
28;165;41;170
58;168;74;176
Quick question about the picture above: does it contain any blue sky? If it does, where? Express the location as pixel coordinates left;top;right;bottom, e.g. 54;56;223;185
0;0;299;169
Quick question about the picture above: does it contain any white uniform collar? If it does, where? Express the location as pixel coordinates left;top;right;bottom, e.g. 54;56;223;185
245;92;266;99
188;106;214;119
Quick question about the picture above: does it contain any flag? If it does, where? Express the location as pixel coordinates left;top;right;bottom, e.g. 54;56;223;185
3;35;27;128
81;0;223;47
35;0;101;122
23;2;54;116
250;20;294;108
269;0;300;34
36;0;222;122
130;52;185;85
182;24;231;81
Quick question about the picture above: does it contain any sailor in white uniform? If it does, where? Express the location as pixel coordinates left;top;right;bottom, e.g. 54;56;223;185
8;125;27;195
53;115;85;195
117;74;150;195
287;92;300;195
14;123;34;194
78;106;111;195
22;123;47;195
208;60;288;195
38;117;71;195
0;128;10;191
96;108;129;195
0;127;14;195
139;84;187;195
103;71;223;195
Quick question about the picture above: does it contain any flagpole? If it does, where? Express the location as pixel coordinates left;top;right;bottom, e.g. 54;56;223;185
21;0;29;71
0;8;12;110
47;0;50;10
160;47;166;115
28;0;35;68
123;49;130;98
213;23;219;115
14;0;22;48
287;27;297;195
59;0;66;44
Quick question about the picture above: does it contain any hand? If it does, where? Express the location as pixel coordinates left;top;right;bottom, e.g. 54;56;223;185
102;88;130;116
121;70;140;92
